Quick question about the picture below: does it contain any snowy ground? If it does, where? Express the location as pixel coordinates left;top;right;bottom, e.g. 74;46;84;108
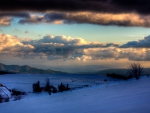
0;74;119;92
0;74;150;113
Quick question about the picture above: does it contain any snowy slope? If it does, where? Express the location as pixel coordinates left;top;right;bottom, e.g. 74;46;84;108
0;75;150;113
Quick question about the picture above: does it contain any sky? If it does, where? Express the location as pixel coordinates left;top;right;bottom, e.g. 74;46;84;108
1;0;150;72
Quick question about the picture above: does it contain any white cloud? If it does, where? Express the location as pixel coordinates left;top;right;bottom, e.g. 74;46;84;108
0;34;34;52
0;17;11;26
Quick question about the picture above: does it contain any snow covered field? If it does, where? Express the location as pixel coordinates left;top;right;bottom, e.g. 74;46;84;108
0;74;118;92
0;74;150;113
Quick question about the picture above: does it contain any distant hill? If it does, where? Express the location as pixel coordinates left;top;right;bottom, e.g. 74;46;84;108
97;68;150;76
0;63;68;74
76;68;150;76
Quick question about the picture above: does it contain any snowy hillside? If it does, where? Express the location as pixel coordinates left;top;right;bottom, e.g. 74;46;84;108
0;74;150;113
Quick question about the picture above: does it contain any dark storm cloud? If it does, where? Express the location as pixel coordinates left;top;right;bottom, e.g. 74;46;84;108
111;0;150;14
0;12;30;18
1;1;150;27
1;0;150;15
0;0;115;13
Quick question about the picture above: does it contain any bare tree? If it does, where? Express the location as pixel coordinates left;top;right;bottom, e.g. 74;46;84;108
128;63;143;80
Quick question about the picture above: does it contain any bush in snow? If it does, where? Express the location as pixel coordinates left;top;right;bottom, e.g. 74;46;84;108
33;81;41;92
52;87;57;93
58;83;70;92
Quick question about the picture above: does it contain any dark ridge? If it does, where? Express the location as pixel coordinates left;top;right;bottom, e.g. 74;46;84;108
0;63;68;74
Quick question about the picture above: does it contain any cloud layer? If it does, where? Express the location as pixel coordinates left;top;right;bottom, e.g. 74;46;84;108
18;12;150;27
1;33;150;61
1;11;150;27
